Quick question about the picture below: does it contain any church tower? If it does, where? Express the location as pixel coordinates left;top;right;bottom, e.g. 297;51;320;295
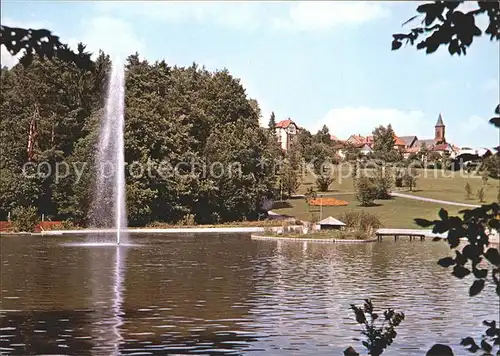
434;113;445;144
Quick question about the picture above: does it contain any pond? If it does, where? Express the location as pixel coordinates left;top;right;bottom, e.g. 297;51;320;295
0;233;493;355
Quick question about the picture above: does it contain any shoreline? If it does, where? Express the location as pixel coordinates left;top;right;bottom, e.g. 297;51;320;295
251;234;378;244
1;227;497;244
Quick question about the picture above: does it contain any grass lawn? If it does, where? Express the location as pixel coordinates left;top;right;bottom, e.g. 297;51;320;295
400;169;498;204
296;166;498;204
263;230;371;240
272;193;464;229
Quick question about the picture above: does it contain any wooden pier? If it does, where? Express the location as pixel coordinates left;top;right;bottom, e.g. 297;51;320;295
375;228;446;242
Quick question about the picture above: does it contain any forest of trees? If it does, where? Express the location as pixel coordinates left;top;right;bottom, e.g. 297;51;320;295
0;45;286;226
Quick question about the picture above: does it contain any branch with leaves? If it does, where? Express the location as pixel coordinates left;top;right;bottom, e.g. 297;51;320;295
391;1;499;55
345;299;405;356
0;25;93;70
416;202;500;354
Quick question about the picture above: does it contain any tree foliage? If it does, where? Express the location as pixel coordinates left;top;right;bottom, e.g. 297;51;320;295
10;205;39;232
1;25;93;70
356;176;378;207
415;203;500;354
0;51;279;225
372;124;395;153
391;1;499;56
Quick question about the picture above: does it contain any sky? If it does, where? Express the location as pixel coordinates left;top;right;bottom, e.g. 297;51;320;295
1;1;499;148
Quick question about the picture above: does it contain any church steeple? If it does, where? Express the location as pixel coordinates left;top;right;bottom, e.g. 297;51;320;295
435;113;444;127
434;113;445;143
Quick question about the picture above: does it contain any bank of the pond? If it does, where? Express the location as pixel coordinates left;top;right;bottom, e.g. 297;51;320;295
251;233;378;243
38;225;303;236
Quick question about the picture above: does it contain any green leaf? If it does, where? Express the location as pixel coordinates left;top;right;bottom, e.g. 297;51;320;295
391;40;402;50
437;257;455;268
415;218;434;227
469;279;485;296
455;251;467;265
472;268;487;279
461;337;476;347
480;340;492;353
452;265;470;279
438;208;448;221
484;248;500;266
489;117;500;128
433;221;449;234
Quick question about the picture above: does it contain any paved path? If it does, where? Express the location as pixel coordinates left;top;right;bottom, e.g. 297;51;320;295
390;192;481;208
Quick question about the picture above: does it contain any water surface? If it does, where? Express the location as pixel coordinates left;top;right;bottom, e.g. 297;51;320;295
0;233;494;355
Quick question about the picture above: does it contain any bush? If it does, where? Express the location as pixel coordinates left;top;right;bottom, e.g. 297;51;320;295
339;211;382;234
481;154;500;178
402;168;418;191
45;220;80;231
315;175;333;192
394;170;403;187
181;214;196;225
356;176;378;206
11;206;39;233
374;167;393;199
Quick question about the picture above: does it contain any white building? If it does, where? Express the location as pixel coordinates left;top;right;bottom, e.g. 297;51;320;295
276;119;299;151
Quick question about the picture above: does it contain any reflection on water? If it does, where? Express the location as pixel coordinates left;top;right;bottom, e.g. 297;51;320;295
0;233;495;355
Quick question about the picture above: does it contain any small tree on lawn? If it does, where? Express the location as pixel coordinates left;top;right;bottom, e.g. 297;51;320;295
477;187;485;203
374;166;393;199
464;182;472;200
356;176;378;207
481;170;489;186
279;159;300;198
402;169;417;192
304;187;317;213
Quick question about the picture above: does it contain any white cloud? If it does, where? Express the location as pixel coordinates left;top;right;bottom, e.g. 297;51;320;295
68;17;145;60
312;107;431;140
453;115;499;148
96;1;388;32
482;79;499;94
0;17;52;68
272;1;390;31
96;1;265;30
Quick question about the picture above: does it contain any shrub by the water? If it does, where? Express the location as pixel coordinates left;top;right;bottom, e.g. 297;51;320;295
339;211;382;234
11;206;39;232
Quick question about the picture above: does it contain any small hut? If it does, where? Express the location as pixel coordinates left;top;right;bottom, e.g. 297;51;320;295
318;216;346;230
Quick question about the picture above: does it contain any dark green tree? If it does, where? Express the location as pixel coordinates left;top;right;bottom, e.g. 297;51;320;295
268;112;276;135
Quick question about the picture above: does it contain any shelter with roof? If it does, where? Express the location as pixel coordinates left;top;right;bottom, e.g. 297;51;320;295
318;216;346;230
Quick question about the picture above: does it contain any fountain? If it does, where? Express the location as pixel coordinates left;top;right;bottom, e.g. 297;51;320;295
90;59;128;245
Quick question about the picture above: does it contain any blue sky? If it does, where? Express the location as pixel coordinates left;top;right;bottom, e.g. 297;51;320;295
2;1;499;148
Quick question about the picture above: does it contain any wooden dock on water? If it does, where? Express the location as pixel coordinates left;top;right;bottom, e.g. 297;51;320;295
375;228;446;242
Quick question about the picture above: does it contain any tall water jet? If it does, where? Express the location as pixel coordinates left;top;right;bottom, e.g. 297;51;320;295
90;59;128;245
